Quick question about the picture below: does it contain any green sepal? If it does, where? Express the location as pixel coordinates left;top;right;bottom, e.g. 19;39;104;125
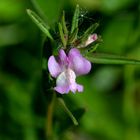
85;53;140;65
58;22;67;48
80;23;99;43
68;28;79;44
71;4;80;34
26;9;53;40
79;42;99;53
83;35;102;52
87;44;99;53
79;35;102;52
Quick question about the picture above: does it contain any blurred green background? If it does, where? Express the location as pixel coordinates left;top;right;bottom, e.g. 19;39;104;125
0;0;140;140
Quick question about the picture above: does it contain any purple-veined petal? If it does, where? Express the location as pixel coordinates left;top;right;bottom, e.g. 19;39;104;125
68;48;91;76
85;33;98;46
48;56;62;78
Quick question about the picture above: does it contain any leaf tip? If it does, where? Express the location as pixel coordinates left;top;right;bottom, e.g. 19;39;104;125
26;9;31;14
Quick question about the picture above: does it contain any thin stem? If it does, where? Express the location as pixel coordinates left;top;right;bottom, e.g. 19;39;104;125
46;92;56;140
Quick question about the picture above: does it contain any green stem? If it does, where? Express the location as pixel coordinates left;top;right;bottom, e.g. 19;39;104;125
46;92;56;140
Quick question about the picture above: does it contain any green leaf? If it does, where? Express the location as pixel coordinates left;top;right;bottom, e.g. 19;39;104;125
57;108;85;131
85;53;140;65
81;23;99;43
58;22;67;47
26;9;53;40
57;98;78;126
62;11;68;37
71;4;80;34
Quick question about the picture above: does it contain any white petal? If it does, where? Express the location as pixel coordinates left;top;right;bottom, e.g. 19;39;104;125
56;71;69;87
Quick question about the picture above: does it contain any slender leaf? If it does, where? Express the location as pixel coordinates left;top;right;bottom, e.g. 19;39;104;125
62;11;68;36
71;4;79;34
85;53;140;65
58;22;67;47
57;98;78;126
26;9;53;40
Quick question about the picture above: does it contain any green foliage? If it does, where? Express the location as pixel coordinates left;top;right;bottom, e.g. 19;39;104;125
99;14;136;54
86;53;140;65
0;0;24;22
27;9;53;40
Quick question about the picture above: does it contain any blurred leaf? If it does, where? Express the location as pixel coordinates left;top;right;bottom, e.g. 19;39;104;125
100;14;135;53
0;0;25;22
101;0;134;13
31;0;65;25
27;9;53;40
92;66;121;92
0;25;25;47
72;0;100;10
85;53;140;65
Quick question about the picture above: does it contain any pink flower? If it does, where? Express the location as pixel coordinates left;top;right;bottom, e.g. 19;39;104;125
85;33;98;46
48;48;91;94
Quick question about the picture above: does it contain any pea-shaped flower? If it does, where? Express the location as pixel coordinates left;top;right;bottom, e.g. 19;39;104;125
48;48;91;94
85;33;98;46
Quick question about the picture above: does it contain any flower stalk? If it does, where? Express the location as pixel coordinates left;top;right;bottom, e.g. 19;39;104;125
46;92;56;139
